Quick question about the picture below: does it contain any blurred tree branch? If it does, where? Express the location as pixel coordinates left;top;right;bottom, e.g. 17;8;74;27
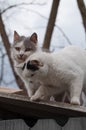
0;14;28;95
55;24;72;45
1;2;46;14
43;0;60;49
77;0;86;32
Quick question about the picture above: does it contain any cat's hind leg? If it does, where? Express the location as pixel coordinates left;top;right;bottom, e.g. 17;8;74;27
70;72;84;105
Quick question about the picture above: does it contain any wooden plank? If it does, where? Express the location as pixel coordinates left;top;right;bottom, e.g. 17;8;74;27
0;87;26;96
0;92;86;119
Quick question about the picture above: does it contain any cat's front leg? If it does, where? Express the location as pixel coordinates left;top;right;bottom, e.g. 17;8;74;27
24;81;36;98
30;85;50;101
27;87;35;98
70;73;84;105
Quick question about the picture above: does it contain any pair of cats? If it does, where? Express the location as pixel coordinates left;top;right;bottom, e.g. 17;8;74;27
11;31;68;102
11;31;86;105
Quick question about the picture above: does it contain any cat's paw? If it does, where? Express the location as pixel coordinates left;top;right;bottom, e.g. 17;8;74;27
30;94;49;102
30;95;41;101
71;97;80;105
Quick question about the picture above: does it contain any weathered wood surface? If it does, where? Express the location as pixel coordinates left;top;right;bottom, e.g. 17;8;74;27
0;92;86;119
0;87;22;94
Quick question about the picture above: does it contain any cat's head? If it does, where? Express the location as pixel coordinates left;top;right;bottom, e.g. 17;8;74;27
11;31;38;63
17;58;48;80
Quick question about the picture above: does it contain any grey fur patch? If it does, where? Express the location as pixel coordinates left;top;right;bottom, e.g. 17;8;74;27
13;36;36;51
24;37;36;51
14;36;25;44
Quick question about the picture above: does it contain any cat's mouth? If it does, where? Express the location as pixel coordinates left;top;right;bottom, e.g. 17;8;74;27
17;56;27;61
18;57;23;60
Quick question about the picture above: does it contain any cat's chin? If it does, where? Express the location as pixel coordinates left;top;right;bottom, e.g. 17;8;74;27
16;59;24;63
18;57;26;61
16;57;26;63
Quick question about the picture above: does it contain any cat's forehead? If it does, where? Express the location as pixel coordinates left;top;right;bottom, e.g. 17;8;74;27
14;36;36;50
14;41;24;47
24;37;31;47
24;37;36;50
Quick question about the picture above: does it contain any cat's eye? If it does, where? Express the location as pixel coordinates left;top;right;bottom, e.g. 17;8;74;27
15;47;20;51
25;48;31;52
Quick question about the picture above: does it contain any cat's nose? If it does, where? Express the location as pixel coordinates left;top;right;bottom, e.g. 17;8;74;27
20;54;23;57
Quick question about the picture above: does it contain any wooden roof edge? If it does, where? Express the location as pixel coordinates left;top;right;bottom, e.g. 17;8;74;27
0;92;86;118
0;86;26;95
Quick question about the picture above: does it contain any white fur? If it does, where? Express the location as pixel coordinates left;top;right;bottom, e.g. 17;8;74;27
23;46;86;105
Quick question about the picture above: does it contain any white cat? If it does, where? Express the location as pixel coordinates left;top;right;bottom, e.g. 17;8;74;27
22;45;86;105
11;31;40;97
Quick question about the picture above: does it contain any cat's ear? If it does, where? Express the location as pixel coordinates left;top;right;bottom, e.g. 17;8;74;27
30;60;43;67
14;31;20;42
30;33;37;44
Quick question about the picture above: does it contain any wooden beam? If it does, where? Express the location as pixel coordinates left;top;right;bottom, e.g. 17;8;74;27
0;87;26;96
0;87;22;93
0;92;86;119
77;0;86;32
43;0;60;49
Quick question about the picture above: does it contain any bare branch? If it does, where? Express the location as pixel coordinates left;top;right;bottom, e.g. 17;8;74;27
2;79;15;86
55;24;72;45
7;4;72;46
1;2;46;14
21;7;47;20
26;8;72;45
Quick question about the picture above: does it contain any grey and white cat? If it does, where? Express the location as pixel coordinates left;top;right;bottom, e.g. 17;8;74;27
11;31;40;97
22;45;86;105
